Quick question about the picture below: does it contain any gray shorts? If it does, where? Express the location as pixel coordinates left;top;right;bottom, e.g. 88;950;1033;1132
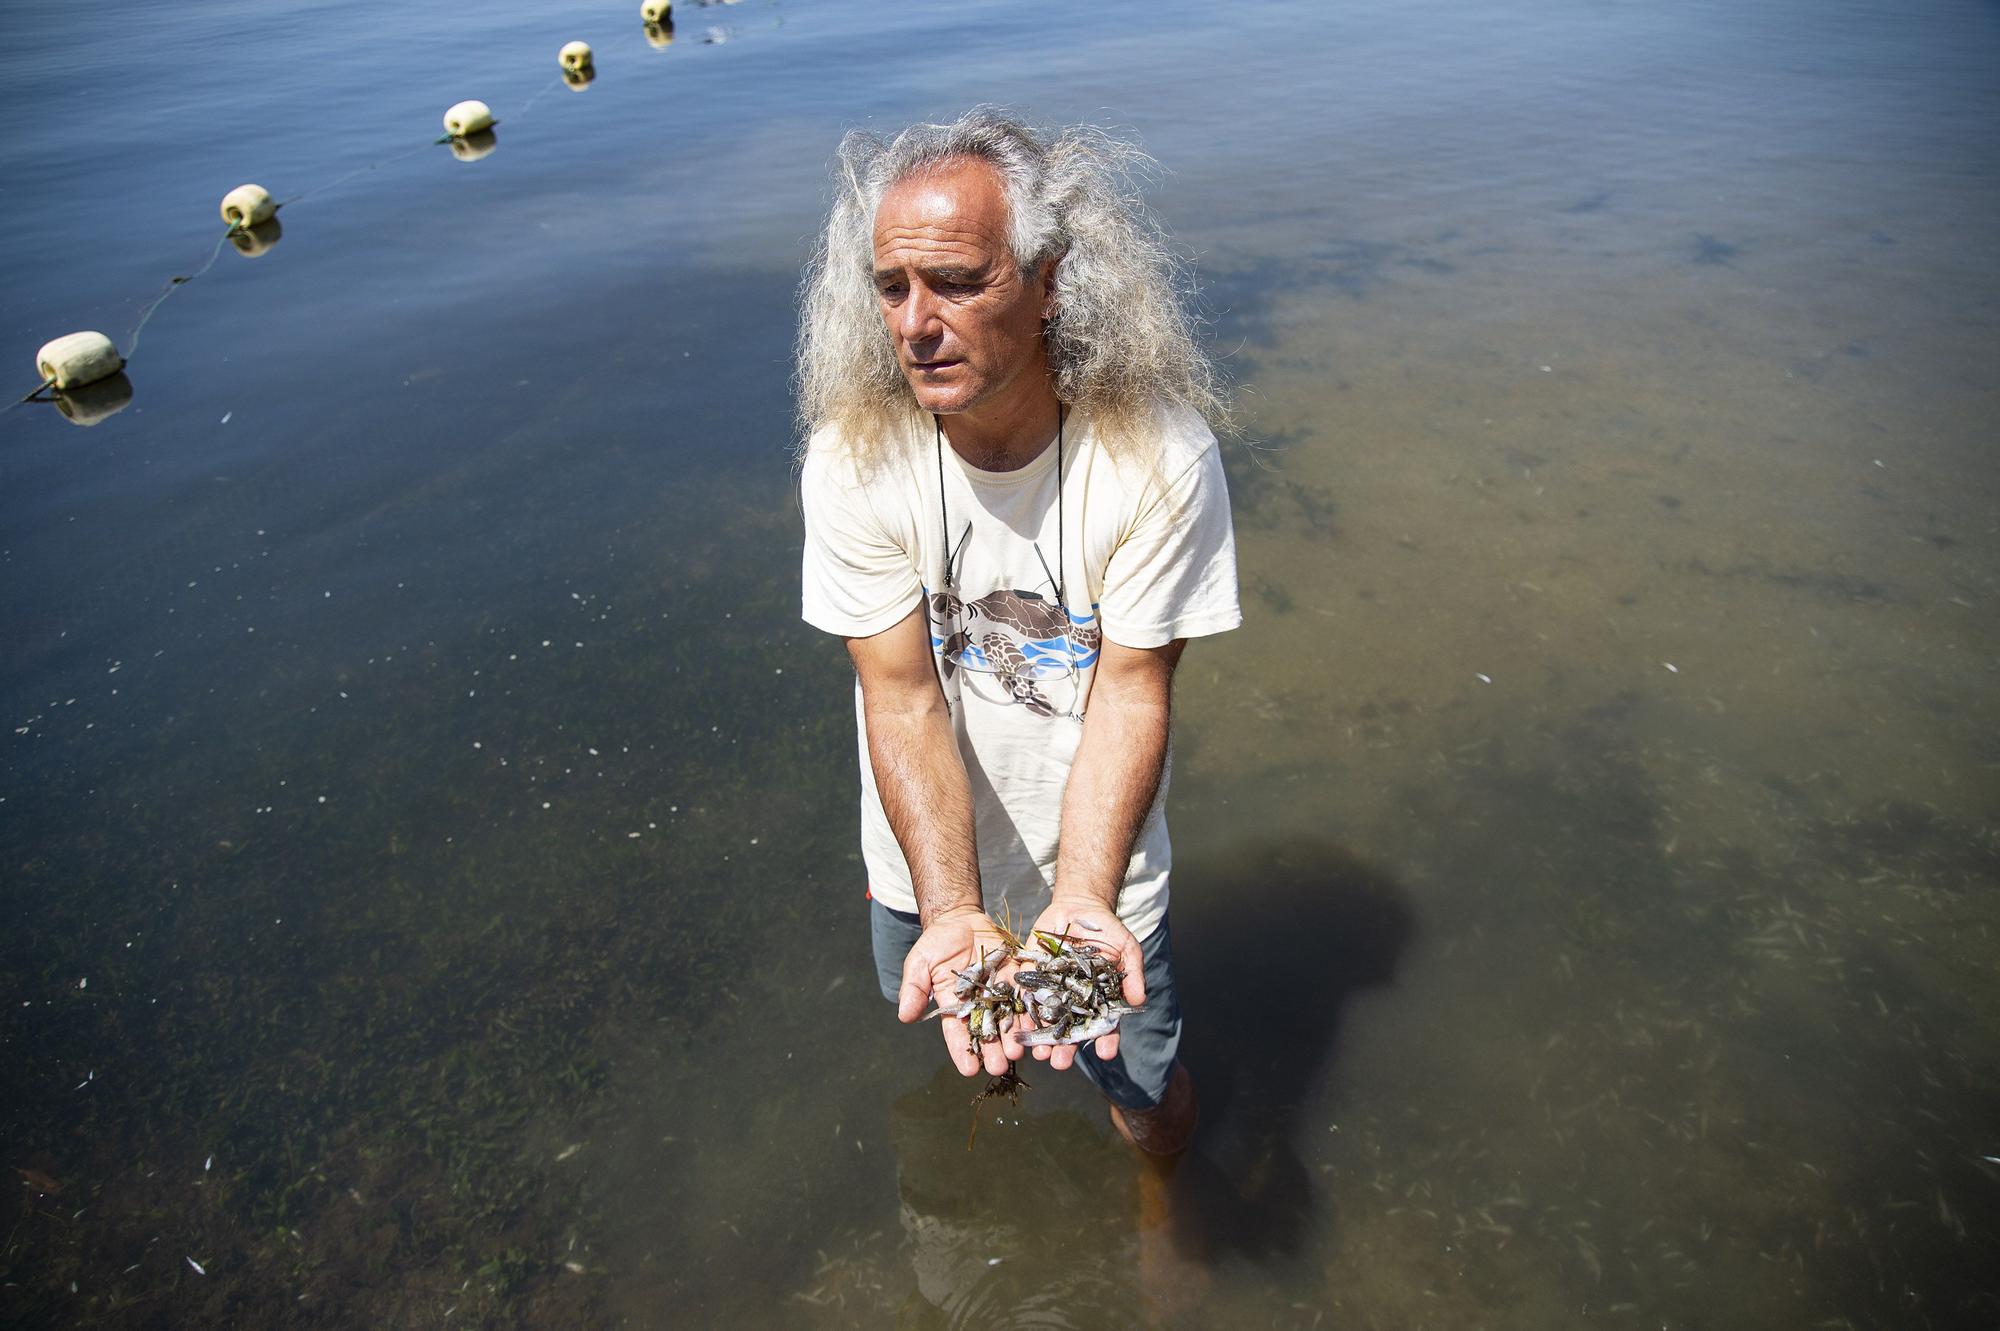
869;899;1182;1111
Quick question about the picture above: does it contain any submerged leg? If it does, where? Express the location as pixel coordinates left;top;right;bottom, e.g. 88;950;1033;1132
1106;1060;1198;1157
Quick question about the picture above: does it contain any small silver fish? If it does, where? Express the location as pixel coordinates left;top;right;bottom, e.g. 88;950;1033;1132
1016;1003;1139;1047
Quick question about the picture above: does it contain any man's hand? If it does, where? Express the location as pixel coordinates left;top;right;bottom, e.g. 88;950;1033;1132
897;905;1026;1077
1021;894;1147;1071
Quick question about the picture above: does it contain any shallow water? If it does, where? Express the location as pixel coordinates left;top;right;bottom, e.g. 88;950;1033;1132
3;0;1996;1327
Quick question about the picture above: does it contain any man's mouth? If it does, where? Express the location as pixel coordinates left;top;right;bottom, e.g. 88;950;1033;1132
911;359;961;373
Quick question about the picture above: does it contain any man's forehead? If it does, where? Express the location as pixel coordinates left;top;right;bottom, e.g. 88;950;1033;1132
872;159;1010;260
871;227;1002;277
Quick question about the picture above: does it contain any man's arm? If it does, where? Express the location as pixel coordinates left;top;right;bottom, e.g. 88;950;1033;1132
849;604;980;921
848;603;1021;1076
1030;635;1186;1070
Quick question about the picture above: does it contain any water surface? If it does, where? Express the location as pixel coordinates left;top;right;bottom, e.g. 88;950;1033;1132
3;0;1996;1327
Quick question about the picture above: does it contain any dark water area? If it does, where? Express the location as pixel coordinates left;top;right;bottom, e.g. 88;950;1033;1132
4;0;1998;1326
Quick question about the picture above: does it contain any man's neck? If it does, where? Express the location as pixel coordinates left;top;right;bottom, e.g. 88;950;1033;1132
939;382;1064;473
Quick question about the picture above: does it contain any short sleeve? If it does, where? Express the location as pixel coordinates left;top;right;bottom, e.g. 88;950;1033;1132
799;445;923;638
1098;436;1242;649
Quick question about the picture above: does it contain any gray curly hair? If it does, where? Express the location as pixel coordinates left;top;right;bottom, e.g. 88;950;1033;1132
795;107;1225;464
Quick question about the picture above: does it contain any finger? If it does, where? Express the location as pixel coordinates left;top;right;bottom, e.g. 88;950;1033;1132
1048;1042;1077;1071
942;1018;980;1076
1000;1024;1024;1061
983;1037;1011;1077
1030;1044;1052;1061
1094;1030;1120;1063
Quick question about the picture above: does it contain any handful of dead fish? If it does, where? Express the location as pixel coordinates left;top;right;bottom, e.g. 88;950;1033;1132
926;929;1138;1056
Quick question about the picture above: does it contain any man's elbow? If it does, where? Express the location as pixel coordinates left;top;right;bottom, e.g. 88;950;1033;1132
858;675;951;727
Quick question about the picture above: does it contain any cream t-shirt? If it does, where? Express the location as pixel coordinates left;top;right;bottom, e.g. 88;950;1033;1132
799;403;1240;940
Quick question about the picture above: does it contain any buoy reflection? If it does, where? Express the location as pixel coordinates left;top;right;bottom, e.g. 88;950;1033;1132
449;129;499;162
563;66;595;91
230;217;283;257
644;19;675;49
53;371;134;427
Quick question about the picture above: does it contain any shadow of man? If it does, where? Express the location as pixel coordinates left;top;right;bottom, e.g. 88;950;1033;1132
1163;833;1416;1267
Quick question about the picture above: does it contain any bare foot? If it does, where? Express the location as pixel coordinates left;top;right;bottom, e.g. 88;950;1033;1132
1121;1067;1210;1322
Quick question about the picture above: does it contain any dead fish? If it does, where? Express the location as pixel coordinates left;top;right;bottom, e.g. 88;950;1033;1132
1017;1003;1139;1047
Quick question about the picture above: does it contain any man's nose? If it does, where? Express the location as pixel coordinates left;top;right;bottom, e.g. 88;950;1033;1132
898;284;943;345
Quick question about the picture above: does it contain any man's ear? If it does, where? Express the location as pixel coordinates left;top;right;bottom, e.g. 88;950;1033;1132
1038;255;1063;320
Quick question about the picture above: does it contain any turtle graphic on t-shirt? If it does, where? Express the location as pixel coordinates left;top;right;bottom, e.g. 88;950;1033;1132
928;587;1101;718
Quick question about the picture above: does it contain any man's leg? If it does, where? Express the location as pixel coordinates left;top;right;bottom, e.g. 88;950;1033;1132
1077;915;1198;1156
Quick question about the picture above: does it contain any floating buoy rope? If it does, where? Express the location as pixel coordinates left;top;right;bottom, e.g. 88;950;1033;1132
509;77;567;122
13;17;741;424
123;232;237;361
276;141;433;210
4;229;231;413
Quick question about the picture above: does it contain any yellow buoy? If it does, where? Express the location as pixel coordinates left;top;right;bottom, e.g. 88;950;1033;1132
559;40;593;72
450;129;499;163
219;184;276;230
54;372;134;427
442;100;494;138
36;331;124;391
641;0;672;22
644;19;675;48
563;66;595;91
230;218;284;258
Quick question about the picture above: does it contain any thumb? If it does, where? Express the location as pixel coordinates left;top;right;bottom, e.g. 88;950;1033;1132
898;950;935;1024
1121;940;1146;1008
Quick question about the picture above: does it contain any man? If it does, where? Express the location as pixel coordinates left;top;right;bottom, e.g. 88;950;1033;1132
795;109;1238;1155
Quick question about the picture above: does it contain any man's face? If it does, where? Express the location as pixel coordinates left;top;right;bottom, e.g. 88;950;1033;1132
872;158;1052;420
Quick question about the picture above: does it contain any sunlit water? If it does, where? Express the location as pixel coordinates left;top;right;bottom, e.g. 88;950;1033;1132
2;0;1995;1326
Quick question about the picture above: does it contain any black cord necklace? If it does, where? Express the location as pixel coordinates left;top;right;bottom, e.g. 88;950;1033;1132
934;403;1066;606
